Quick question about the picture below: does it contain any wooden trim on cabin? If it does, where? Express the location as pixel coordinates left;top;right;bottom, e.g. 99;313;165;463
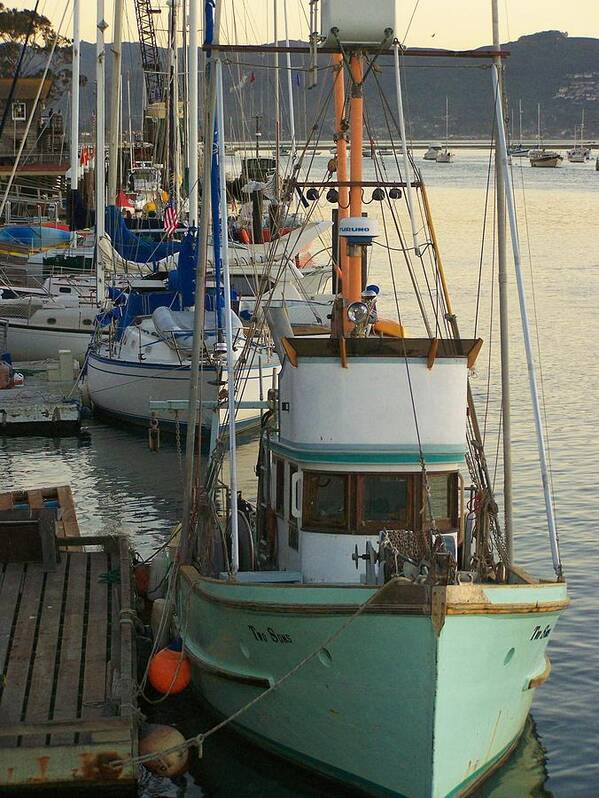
288;336;482;360
280;336;298;367
467;338;484;368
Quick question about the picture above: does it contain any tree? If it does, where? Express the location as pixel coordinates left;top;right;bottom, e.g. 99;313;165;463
0;4;77;101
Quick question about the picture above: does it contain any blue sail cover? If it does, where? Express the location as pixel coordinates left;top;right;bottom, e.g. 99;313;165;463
105;205;182;264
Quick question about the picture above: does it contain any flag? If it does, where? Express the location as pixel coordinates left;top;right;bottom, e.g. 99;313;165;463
249;71;256;84
230;73;249;92
163;201;178;236
295;73;301;87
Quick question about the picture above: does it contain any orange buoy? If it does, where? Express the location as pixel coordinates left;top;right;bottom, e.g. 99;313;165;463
133;564;150;597
148;647;191;695
139;724;189;777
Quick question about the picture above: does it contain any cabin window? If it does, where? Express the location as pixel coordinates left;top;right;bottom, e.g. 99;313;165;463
47;317;57;325
82;319;92;326
358;474;412;532
303;471;349;531
274;458;284;516
59;287;71;294
424;473;458;531
11;102;26;122
288;464;298;549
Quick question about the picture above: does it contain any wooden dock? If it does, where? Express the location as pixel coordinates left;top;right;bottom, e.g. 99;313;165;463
0;384;82;436
0;491;138;792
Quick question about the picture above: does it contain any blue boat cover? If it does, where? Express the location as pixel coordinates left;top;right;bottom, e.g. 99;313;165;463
105;205;182;264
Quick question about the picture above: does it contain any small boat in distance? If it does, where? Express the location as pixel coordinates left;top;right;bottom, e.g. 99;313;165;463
423;142;442;160
508;99;529;156
436;98;454;163
529;104;562;168
567;110;592;163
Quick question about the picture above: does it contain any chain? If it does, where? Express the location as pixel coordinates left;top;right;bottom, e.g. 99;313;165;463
175;411;184;475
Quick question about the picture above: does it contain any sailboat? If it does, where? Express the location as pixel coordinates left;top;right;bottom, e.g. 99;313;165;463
436;98;454;163
158;3;568;797
567;110;592;163
529;104;562;168
507;100;529;156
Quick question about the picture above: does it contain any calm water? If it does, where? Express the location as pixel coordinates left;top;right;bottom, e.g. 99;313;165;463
1;151;598;796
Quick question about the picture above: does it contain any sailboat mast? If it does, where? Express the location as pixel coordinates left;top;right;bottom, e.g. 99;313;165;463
69;0;80;233
216;56;239;572
95;0;107;304
107;0;123;203
492;0;513;561
273;0;281;201
283;0;296;159
347;52;364;304
188;0;199;226
180;0;221;564
172;0;181;211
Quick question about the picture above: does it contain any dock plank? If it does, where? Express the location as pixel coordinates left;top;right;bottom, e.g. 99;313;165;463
0;492;13;510
56;485;80;537
26;489;44;510
22;558;68;747
50;553;88;747
0;563;24;679
0;564;44;747
81;554;109;719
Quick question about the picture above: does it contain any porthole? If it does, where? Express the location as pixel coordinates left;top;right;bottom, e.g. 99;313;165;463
47;317;56;325
82;319;92;326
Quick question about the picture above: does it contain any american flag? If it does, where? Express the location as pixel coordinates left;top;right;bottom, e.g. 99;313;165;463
163;201;178;236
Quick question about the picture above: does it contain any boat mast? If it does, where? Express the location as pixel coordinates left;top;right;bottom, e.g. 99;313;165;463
492;55;563;579
108;0;123;203
69;0;81;234
188;0;199;226
172;0;181;211
332;53;349;289
180;0;221;564
492;0;513;561
95;0;107;305
273;0;281;202
392;40;420;254
216;54;239;572
347;52;364;304
283;0;296;160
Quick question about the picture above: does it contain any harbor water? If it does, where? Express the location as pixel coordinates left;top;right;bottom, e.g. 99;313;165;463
1;150;597;796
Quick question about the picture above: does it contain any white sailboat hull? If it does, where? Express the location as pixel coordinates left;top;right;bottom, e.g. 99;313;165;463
1;319;92;361
86;350;278;433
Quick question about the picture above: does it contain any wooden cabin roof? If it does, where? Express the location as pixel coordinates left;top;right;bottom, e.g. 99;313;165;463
0;77;52;101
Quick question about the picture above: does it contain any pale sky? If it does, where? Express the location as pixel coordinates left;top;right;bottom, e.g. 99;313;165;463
9;0;599;50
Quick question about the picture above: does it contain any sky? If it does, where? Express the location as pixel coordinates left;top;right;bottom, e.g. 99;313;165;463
8;0;599;50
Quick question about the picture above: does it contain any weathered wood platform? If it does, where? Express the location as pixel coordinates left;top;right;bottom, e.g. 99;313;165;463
0;485;80;538
0;501;138;792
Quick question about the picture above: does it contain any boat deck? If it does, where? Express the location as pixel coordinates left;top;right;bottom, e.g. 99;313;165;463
0;496;138;792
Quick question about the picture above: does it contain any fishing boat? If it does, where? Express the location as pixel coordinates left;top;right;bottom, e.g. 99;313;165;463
163;3;568;797
435;98;454;163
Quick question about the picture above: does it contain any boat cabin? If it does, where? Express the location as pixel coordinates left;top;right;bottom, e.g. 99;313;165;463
263;336;482;584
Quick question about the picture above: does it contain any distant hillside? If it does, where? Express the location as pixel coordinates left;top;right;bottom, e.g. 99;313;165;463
68;30;598;141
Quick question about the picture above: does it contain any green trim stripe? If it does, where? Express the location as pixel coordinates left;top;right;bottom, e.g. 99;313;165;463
270;439;466;465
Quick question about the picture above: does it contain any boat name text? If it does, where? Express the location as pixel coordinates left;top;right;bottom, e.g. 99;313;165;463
248;625;293;644
530;624;552;641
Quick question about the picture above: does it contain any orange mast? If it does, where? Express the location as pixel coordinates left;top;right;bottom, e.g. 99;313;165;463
347;52;364;305
332;53;349;291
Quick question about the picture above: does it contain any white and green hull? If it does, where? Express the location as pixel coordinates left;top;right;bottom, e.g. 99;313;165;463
177;569;566;797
